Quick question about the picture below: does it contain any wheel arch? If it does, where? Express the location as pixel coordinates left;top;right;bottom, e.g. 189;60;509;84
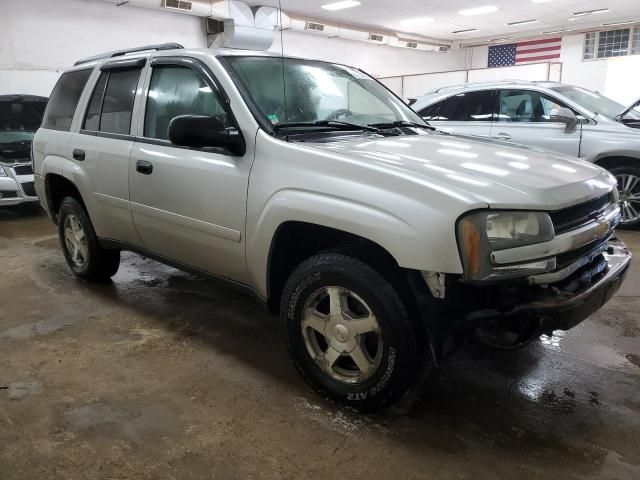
44;173;86;224
265;221;404;314
593;155;640;170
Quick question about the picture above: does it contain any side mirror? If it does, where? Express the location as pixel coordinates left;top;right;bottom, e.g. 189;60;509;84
168;115;244;154
550;107;577;133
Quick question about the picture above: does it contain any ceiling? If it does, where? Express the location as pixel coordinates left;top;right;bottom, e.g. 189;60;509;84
247;0;640;42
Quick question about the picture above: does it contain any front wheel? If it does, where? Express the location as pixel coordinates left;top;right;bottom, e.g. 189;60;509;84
610;163;640;229
281;253;425;411
58;197;120;282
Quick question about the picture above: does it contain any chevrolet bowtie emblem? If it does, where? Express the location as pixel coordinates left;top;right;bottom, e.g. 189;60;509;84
594;220;610;239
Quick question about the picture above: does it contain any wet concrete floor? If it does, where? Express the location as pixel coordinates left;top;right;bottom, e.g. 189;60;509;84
0;206;639;479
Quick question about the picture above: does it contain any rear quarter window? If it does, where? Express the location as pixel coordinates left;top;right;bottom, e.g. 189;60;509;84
42;69;92;131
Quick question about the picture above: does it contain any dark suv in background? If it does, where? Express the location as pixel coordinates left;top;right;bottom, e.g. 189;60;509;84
0;95;47;207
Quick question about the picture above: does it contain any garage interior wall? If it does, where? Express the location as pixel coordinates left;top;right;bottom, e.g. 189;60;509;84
381;33;640;104
0;0;206;96
1;0;468;97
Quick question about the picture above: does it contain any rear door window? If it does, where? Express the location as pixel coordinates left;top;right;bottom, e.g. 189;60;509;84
438;90;495;122
82;67;142;135
83;73;108;131
42;69;92;131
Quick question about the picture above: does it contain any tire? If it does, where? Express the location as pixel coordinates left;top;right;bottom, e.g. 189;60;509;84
281;253;425;411
608;162;640;230
57;196;120;282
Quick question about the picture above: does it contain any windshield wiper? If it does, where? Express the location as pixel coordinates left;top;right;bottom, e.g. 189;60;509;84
273;120;380;133
368;120;435;131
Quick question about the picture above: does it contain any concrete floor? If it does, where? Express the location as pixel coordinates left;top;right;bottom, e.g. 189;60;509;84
1;206;639;480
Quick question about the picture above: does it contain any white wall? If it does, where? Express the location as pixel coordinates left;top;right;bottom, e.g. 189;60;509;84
269;29;466;78
0;0;206;96
1;0;467;97
558;34;608;96
604;55;640;105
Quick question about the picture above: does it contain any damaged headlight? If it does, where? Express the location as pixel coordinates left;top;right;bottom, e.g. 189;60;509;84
457;210;555;281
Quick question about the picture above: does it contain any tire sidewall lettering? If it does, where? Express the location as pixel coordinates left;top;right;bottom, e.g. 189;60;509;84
287;272;321;320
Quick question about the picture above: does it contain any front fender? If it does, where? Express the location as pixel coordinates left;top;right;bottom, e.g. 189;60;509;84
246;188;462;299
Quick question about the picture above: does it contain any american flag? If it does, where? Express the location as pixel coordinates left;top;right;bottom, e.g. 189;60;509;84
488;37;561;67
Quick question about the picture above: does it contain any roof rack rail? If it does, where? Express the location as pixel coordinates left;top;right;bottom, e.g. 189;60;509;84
432;79;534;93
74;43;184;66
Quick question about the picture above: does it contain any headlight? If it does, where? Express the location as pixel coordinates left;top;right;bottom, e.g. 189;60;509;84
457;210;555;281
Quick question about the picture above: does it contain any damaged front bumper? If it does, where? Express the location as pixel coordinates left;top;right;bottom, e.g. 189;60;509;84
464;241;631;348
409;240;632;357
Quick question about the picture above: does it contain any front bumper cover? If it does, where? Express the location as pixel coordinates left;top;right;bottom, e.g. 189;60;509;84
466;242;631;335
0;164;38;206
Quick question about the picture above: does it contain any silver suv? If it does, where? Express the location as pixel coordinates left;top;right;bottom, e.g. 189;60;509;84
0;95;47;207
411;81;640;227
33;45;631;410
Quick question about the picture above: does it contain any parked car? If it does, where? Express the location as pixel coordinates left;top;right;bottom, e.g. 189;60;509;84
411;81;640;227
33;45;631;410
0;95;47;207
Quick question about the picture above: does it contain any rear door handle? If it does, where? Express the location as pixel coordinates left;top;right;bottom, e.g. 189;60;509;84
135;160;153;175
493;133;512;141
72;149;85;161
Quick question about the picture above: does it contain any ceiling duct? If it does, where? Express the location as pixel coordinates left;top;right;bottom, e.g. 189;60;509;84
97;1;451;52
207;1;278;50
280;12;449;51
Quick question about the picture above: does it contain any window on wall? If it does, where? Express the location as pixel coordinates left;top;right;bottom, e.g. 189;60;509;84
597;28;630;58
632;27;640;55
583;32;596;60
583;26;640;61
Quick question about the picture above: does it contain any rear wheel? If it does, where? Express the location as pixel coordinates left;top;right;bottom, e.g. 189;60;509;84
281;253;425;411
609;163;640;229
58;197;120;281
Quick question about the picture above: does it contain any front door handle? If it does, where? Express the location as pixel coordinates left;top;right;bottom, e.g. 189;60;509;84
72;149;85;161
493;133;512;141
135;160;153;175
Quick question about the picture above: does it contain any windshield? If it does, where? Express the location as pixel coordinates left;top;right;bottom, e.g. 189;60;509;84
551;85;640;120
0;97;46;144
223;56;426;132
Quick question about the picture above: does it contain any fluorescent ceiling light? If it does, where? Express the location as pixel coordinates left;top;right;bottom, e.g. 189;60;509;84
531;0;555;3
543;29;571;34
459;5;498;16
399;16;435;26
573;8;610;17
507;19;539;26
452;28;479;34
321;0;361;11
602;21;635;27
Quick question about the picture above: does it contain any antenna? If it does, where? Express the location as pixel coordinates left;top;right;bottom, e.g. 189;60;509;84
278;0;289;141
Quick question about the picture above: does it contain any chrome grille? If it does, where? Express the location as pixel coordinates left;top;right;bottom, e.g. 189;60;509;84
550;193;614;234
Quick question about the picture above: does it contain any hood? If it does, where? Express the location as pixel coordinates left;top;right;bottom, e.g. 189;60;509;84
305;131;616;210
0;95;47;164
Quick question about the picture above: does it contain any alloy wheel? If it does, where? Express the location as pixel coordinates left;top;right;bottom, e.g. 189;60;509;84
301;286;383;384
616;173;640;224
63;214;89;268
